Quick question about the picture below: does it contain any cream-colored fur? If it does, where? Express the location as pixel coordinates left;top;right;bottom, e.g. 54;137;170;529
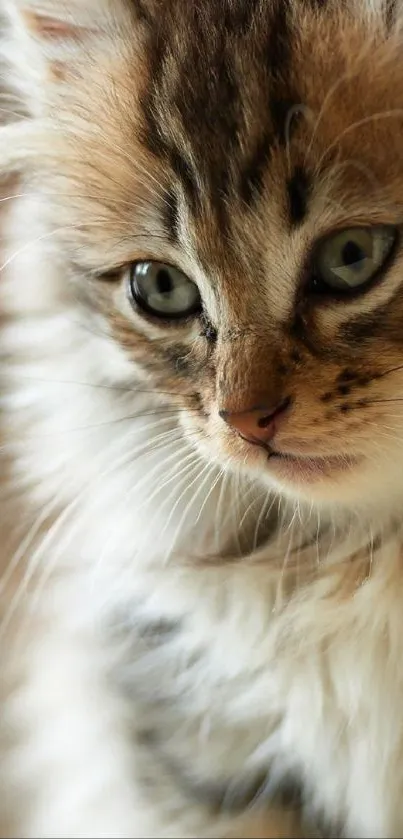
2;1;403;837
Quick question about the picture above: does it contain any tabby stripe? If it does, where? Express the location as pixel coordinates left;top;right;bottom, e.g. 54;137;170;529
267;0;293;145
385;0;397;29
287;166;311;226
129;0;154;25
342;307;388;343
221;0;260;33
240;0;300;206
168;148;201;213
162;188;180;244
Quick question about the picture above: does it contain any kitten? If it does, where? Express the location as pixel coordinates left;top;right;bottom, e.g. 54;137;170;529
1;0;403;836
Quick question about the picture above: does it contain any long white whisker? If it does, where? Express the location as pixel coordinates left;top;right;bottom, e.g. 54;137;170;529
316;109;403;173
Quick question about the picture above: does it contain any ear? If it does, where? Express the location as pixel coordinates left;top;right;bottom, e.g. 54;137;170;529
2;0;135;116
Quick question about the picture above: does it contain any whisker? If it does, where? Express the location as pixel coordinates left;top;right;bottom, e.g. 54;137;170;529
303;36;377;166
316;109;403;173
214;469;230;553
1;431;199;645
8;373;200;400
0;218;118;274
89;453;200;593
164;461;216;561
0;495;61;598
134;450;201;523
138;459;204;558
7;409;190;439
325;157;382;192
194;467;223;526
360;397;403;405
376;363;403;379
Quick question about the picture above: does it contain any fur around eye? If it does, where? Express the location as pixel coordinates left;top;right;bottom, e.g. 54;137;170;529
311;225;397;296
128;261;202;320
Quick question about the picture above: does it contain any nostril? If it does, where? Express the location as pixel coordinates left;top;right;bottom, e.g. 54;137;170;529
256;397;291;428
257;413;275;429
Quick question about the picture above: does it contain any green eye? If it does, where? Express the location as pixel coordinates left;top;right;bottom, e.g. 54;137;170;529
129;261;201;319
312;225;397;295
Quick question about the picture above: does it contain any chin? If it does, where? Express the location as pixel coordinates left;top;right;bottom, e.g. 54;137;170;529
263;452;403;516
266;467;363;507
262;452;362;502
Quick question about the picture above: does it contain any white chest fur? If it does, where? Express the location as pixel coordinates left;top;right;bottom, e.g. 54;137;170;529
2;201;403;839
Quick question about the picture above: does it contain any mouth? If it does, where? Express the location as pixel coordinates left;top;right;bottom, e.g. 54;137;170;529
265;451;360;482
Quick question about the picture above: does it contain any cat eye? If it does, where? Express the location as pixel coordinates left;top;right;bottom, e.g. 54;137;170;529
129;261;201;319
312;225;397;295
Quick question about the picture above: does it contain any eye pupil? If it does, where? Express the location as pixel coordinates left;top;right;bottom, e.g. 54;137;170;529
156;269;173;295
342;240;365;268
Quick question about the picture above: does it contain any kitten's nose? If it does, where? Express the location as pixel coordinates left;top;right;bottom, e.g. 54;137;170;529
219;398;291;447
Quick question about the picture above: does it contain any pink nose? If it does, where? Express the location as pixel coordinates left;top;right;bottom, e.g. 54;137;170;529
219;399;290;446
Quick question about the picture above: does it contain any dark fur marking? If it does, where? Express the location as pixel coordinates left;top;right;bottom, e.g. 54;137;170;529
168;763;304;815
340;289;402;344
290;313;305;341
140;0;306;230
189;392;203;411
163;189;180;244
139;109;166;160
304;0;328;8
288;314;326;358
287;166;311;225
169;148;201;212
137;618;178;644
129;0;155;25
341;311;386;343
337;369;357;384
340;403;352;413
164;344;191;373
321;392;333;403
289;313;320;353
266;1;294;144
200;314;218;343
385;0;397;29
171;32;240;213
337;384;351;396
221;0;260;34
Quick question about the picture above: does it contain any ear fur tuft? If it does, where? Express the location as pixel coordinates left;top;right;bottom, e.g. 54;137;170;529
1;1;132;115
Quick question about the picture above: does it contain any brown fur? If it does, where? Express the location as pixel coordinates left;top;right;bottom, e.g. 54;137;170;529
6;1;403;506
3;2;403;836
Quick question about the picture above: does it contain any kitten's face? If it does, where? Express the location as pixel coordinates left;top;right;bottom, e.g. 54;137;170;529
17;0;403;509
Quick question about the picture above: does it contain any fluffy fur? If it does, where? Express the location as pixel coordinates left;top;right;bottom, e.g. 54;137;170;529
2;0;403;836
